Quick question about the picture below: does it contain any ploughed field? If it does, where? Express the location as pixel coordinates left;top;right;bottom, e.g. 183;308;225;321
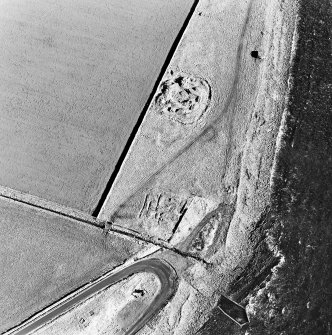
0;0;194;213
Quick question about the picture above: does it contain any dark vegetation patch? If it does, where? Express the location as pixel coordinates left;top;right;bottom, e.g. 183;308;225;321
197;0;332;333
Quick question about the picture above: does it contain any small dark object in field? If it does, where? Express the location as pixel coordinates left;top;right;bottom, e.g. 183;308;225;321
251;50;261;59
132;289;145;298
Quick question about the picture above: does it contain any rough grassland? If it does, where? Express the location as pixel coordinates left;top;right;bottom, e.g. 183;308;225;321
0;198;141;333
198;0;332;334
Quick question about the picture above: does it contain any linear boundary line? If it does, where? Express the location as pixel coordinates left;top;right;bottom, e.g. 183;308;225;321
99;0;255;221
0;185;104;228
0;186;208;264
92;0;200;217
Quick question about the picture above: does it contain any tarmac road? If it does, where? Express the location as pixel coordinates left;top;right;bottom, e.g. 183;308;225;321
6;258;177;335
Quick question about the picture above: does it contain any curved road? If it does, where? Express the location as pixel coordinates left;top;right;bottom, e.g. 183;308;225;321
7;258;177;335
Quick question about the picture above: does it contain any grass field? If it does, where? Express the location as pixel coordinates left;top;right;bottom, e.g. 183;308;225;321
0;0;194;213
0;198;141;333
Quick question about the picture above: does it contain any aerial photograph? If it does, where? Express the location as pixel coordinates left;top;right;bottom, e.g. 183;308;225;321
0;0;331;334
